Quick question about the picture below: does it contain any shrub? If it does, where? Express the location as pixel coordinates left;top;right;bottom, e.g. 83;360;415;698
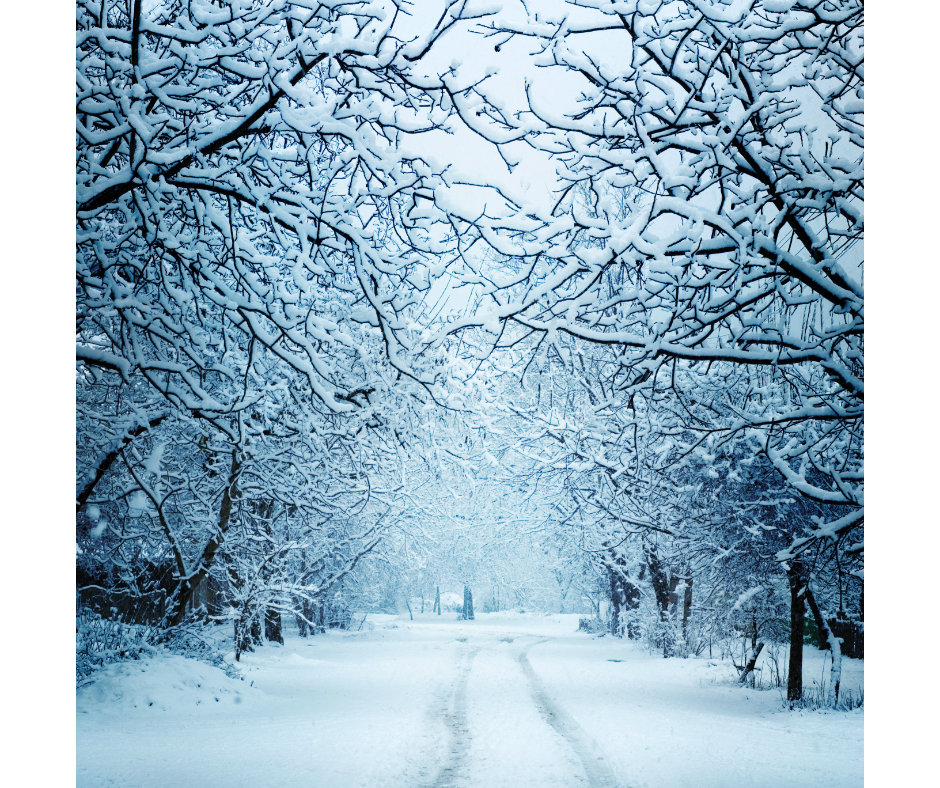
578;616;606;634
77;603;237;687
76;606;160;686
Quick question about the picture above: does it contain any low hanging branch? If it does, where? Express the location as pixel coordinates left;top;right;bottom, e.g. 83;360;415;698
76;413;167;513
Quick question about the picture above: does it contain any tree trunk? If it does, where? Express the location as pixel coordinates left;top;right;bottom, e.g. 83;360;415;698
738;641;765;685
169;451;240;626
645;548;675;656
265;607;283;644
667;574;680;611
645;548;671;616
607;550;641;638
609;570;622;636
827;627;843;705
434;586;441;615
787;560;806;703
682;575;693;635
460;585;475;620
804;585;842;704
296;553;308;637
235;617;248;661
206;574;224;620
803;583;829;650
235;605;262;661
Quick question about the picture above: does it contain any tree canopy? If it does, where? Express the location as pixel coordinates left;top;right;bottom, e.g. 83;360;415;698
76;0;863;691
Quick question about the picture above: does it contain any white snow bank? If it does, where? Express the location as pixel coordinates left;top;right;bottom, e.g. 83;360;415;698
77;654;257;715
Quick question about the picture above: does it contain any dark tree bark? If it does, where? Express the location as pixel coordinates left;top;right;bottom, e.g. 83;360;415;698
604;547;641;638
682;575;693;636
787;560;806;703
76;413;167;513
645;548;671;616
645;547;677;656
235;606;262;661
265;608;283;644
296;554;309;637
607;566;642;638
803;582;829;649
460;585;475;620
623;581;641;638
667;575;680;611
169;451;241;626
256;500;284;645
738;641;765;685
206;574;225;620
609;570;622;636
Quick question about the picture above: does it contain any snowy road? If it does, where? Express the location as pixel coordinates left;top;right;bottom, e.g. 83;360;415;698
77;613;863;788
430;644;477;788
516;640;617;787
432;636;609;788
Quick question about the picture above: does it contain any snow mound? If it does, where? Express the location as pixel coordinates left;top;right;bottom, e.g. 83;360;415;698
77;654;257;715
277;652;334;667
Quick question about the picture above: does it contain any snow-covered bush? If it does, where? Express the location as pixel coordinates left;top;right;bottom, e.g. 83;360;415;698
439;591;465;613
77;604;236;687
577;616;606;634
77;606;160;686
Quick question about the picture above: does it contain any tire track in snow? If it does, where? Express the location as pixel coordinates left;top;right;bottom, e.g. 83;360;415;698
517;640;621;788
429;645;479;788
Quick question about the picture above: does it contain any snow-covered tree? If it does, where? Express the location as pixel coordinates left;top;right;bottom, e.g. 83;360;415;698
76;2;863;711
418;0;864;566
76;0;506;650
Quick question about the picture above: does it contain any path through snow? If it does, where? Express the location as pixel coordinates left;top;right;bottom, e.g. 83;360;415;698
77;612;863;788
431;645;477;788
517;640;618;788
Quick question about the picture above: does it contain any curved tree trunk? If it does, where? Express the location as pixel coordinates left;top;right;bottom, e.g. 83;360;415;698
804;585;842;704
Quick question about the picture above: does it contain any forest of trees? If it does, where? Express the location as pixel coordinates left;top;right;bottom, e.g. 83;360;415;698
76;0;863;706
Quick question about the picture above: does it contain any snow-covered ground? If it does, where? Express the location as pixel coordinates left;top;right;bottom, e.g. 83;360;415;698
77;613;863;787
